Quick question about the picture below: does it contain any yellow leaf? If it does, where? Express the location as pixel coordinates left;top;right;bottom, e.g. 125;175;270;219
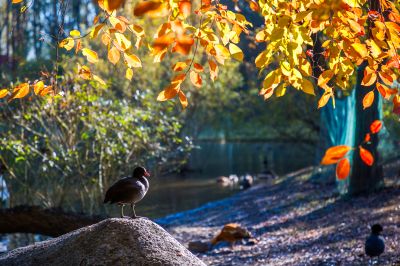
178;90;188;109
157;83;179;101
78;65;92;80
275;83;286;97
318;92;331;109
351;43;368;58
114;33;132;51
363;91;374;109
34;81;45;95
82;48;99;63
93;74;106;85
70;30;81;37
280;61;291;76
172;62;188;72
108;46;120;65
124;53;142;68
9;83;30;101
301;79;315;95
126;68;133;81
228;43;243;61
59;37;74;51
0;89;9;99
90;24;104;39
318;70;334;87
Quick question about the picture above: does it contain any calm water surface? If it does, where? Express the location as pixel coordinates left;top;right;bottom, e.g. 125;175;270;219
134;141;315;219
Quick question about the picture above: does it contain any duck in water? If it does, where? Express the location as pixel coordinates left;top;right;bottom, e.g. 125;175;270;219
104;166;150;218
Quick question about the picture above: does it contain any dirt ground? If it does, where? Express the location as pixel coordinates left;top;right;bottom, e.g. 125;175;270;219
157;163;400;266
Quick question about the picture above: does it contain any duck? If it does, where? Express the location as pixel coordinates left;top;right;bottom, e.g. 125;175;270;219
365;224;385;259
103;166;150;218
211;223;251;248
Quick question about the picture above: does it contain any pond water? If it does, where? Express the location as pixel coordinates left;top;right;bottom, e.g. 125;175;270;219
133;141;315;219
1;141;315;251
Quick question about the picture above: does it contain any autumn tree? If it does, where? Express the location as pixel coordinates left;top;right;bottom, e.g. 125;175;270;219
4;0;400;195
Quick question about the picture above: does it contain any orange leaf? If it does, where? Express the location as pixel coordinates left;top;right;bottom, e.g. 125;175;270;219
393;95;400;115
157;83;180;101
370;120;382;134
174;35;194;55
364;133;371;142
321;145;352;165
153;33;175;53
8;83;30;101
178;0;191;17
361;71;377;87
133;1;163;16
193;63;204;72
190;71;202;88
336;158;350;180
209;60;218;82
359;147;374;166
362;91;374;109
178;90;188;108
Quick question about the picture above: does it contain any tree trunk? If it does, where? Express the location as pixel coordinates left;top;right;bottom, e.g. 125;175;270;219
349;64;383;195
0;205;103;237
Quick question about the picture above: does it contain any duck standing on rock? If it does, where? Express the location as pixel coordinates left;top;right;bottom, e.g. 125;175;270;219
104;166;150;219
365;224;385;261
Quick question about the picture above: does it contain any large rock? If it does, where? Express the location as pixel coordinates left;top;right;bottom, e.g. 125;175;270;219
0;218;206;266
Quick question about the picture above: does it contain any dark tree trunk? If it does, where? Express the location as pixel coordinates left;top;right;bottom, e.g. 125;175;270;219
0;206;104;237
349;64;383;195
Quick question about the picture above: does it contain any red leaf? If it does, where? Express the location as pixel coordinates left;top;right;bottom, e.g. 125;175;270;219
336;158;350;180
370;120;382;134
364;133;371;142
359;147;374;166
321;145;352;165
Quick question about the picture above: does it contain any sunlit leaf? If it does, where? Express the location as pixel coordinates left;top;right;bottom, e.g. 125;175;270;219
172;62;188;72
362;91;374;109
157;83;180;101
8;83;30;101
134;1;165;17
82;48;99;63
70;30;81;37
370;120;382;134
108;46;120;65
59;37;74;51
178;90;188;108
126;68;133;81
34;81;45;95
301;79;315;96
193;63;204;72
124;53;142;68
0;89;9;99
336;158;350;180
321;145;352;165
359;147;374;166
190;71;202;88
229;43;244;61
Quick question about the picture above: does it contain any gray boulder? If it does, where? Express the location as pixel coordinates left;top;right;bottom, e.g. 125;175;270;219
0;218;206;266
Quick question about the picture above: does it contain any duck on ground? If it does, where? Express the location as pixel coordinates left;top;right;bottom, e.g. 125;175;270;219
103;166;150;219
365;224;385;261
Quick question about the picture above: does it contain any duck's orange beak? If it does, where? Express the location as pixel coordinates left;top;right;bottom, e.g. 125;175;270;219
144;170;151;177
